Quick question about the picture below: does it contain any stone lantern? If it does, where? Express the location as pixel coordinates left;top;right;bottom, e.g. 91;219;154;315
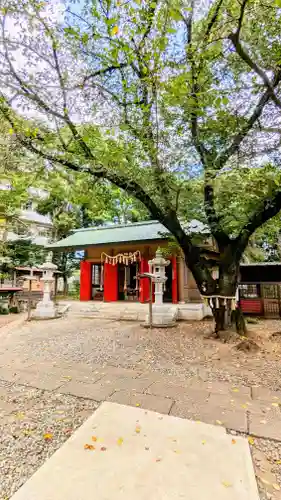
34;252;58;319
148;248;170;305
144;248;178;327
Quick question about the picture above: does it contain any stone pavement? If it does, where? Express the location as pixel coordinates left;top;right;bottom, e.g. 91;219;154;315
1;361;281;441
11;402;260;500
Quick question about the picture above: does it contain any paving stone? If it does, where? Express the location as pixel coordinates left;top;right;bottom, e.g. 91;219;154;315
171;400;248;432
208;393;252;410
99;366;141;378
16;372;65;391
60;380;115;401
148;381;210;403
60;371;104;385
251;385;281;402
249;414;281;440
246;398;281;416
107;390;173;414
0;399;17;416
200;381;251;397
98;375;154;393
0;367;20;383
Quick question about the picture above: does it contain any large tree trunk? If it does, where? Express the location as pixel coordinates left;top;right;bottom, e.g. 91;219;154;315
186;256;246;339
63;275;68;295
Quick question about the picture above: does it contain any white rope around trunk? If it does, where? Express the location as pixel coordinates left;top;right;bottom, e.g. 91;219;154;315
201;295;236;310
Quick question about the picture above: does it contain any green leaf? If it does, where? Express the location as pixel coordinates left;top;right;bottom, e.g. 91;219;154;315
81;33;89;45
63;27;80;39
170;10;182;21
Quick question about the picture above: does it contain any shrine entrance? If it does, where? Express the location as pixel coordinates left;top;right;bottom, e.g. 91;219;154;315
101;250;141;302
118;262;138;301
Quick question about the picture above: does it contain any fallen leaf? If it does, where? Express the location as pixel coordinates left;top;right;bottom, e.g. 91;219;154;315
275;460;281;464
232;387;239;392
259;477;270;485
241;404;247;409
92;436;97;442
117;437;124;446
135;403;140;407
84;444;95;450
135;426;141;434
272;403;279;407
216;420;223;425
231;439;236;445
273;396;280;400
62;376;72;380
15;412;25;420
43;433;53;441
222;481;232;488
173;449;181;454
22;429;33;436
100;446;107;451
111;25;119;35
202;440;206;445
273;483;281;491
248;437;255;445
195;420;201;424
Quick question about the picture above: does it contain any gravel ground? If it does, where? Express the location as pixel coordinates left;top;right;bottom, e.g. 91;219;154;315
1;315;280;389
0;380;98;499
1;314;281;498
229;429;281;500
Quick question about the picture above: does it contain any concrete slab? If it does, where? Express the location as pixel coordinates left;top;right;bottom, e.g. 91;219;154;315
11;402;259;500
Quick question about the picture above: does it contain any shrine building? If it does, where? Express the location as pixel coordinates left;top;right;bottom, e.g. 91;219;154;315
50;220;216;304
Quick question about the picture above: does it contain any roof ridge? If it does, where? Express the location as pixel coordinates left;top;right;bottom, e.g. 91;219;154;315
72;220;159;233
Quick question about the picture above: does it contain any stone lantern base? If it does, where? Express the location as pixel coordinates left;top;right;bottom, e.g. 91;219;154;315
145;304;179;328
33;300;58;320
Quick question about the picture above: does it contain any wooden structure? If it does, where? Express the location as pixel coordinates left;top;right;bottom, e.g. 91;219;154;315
50;220;217;304
239;263;281;318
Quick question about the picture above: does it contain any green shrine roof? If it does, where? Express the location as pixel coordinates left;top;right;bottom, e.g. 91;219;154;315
48;219;207;250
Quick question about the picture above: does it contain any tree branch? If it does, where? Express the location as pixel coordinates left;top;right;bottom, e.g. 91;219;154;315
216;70;281;170
0;98;200;261
236;189;281;254
229;32;281;109
80;63;128;88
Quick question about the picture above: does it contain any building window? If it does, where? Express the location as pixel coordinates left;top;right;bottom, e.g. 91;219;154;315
92;265;100;287
239;284;259;298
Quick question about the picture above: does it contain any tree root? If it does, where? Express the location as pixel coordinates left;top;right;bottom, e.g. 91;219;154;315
236;339;260;353
231;308;247;336
206;329;238;343
270;331;281;340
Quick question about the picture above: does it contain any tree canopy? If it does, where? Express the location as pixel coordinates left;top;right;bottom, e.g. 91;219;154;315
1;0;281;308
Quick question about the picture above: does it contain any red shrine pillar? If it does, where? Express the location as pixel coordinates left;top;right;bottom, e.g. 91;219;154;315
103;263;118;301
172;256;178;304
80;261;92;301
139;258;150;303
